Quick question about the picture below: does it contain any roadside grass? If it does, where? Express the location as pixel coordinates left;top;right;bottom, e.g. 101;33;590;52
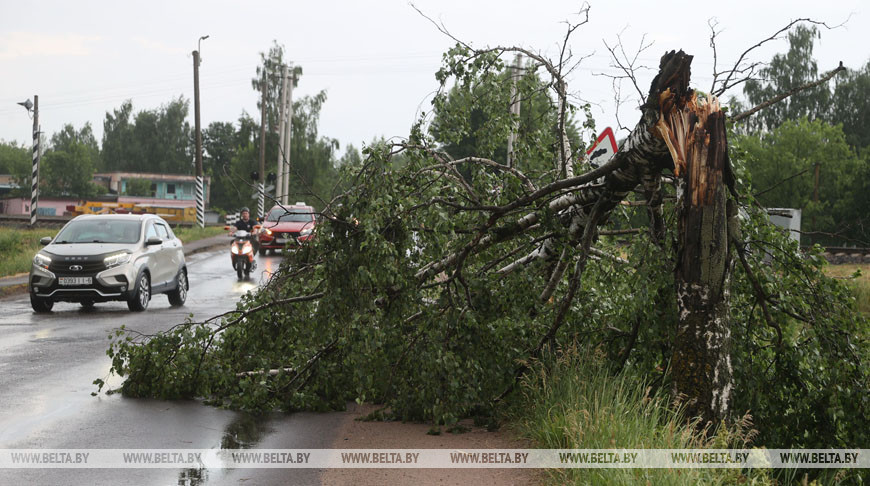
822;263;870;315
505;347;775;486
0;227;58;278
0;225;226;279
170;225;227;244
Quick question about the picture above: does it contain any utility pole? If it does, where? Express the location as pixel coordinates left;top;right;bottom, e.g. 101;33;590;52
506;54;522;169
192;46;205;228
258;74;267;219
282;65;294;205
812;161;820;236
30;96;39;226
275;65;289;206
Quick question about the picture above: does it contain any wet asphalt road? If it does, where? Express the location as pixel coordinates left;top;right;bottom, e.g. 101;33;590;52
0;249;341;485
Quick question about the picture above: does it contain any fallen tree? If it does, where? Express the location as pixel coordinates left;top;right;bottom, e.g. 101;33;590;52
101;20;867;449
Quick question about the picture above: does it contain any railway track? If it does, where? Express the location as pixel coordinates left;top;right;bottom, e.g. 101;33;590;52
819;246;870;265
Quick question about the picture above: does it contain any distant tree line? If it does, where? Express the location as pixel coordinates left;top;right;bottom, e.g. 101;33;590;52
732;25;870;246
0;41;358;215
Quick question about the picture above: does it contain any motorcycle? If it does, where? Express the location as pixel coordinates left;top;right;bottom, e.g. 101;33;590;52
228;229;257;280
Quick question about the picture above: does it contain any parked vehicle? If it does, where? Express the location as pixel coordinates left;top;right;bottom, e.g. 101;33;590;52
257;203;317;255
29;214;188;313
229;230;257;280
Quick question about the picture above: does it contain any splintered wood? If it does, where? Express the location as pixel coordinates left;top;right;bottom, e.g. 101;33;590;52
655;91;726;207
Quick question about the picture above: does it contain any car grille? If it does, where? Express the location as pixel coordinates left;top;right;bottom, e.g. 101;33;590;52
273;232;300;239
48;259;106;275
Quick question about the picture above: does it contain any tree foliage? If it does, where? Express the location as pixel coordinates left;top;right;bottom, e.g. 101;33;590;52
830;61;870;150
39;123;103;198
430;47;591;181
734;118;867;244
124;178;152;197
0;141;30;194
735;23;870;246
101;98;193;174
741;26;832;132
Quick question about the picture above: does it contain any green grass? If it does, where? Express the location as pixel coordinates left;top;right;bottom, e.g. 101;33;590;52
0;227;58;277
505;347;773;486
0;225;227;278
170;225;227;244
823;263;870;315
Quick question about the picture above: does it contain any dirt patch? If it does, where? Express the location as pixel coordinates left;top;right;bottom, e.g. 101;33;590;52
321;403;542;486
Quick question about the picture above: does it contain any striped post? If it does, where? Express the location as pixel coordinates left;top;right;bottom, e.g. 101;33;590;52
257;182;265;221
30;96;39;226
195;176;205;228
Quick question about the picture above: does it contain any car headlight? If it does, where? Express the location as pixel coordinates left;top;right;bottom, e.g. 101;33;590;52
263;228;272;236
33;253;51;269
104;252;131;268
300;228;313;236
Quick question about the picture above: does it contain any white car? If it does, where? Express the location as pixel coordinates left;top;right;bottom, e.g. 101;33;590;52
29;214;188;312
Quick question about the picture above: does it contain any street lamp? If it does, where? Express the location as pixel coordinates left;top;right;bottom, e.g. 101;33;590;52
198;35;209;64
17;98;33;114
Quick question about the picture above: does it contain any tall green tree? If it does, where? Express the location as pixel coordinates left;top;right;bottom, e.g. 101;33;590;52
51;123;101;171
251;40;303;133
41;141;102;198
203;119;249;212
0;141;30;193
430;51;586;179
742;25;832;132
101;98;192;174
735;118;865;244
246;42;337;210
830;61;870;149
37;123;103;198
101;101;135;172
286;91;339;206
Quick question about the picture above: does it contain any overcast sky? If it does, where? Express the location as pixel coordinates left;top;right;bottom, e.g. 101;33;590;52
0;0;867;156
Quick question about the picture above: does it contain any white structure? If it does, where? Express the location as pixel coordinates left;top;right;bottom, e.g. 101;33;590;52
767;208;802;243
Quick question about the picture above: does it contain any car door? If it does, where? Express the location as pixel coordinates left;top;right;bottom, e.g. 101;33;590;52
144;221;170;287
155;221;183;276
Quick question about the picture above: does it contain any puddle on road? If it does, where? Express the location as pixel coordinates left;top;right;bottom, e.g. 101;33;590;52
178;467;208;486
220;412;273;449
0;358;121;445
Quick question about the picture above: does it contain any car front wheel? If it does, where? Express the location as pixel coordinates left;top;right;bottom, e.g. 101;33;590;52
127;272;151;312
30;294;54;313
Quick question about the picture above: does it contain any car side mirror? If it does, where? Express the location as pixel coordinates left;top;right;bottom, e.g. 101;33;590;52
39;237;52;245
145;237;163;246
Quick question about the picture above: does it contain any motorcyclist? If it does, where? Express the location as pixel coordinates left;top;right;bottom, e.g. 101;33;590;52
232;207;260;254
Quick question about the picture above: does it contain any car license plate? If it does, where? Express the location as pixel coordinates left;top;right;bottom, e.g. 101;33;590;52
276;238;288;244
59;277;92;286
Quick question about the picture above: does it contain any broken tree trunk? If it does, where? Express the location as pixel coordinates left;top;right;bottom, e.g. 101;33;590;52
421;51;737;425
657;85;734;426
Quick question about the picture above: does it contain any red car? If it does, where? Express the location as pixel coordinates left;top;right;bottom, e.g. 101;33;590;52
258;203;317;255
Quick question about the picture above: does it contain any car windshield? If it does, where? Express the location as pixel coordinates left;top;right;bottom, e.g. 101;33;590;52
267;208;314;223
54;219;142;244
